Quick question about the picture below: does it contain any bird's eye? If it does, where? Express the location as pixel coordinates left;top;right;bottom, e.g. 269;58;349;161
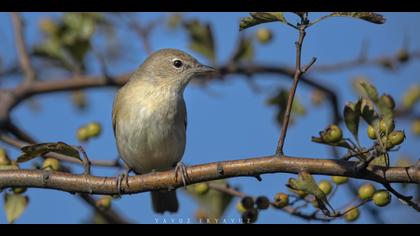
173;60;183;68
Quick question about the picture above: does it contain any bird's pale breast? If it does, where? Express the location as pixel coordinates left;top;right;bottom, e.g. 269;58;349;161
114;81;186;174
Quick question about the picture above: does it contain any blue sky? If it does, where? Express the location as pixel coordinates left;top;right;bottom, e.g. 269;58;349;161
0;12;419;224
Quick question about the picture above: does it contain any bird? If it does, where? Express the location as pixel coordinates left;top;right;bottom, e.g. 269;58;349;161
112;48;215;214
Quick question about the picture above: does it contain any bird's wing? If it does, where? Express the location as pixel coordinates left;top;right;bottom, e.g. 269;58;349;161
111;92;120;138
181;99;187;131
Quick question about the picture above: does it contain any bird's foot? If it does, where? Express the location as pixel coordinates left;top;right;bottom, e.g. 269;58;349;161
115;168;132;197
174;162;189;189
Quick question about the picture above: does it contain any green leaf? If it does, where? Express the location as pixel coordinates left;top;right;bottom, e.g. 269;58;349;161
330;12;386;24
17;142;80;163
240;12;287;31
291;172;335;215
402;85;420;109
17;143;51;163
54;142;81;160
360;98;379;125
4;193;29;224
343;101;361;142
184;20;216;63
311;136;352;149
230;36;254;63
370;154;388;167
360;81;379;102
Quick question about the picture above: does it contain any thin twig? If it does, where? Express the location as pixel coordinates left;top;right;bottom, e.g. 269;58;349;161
276;16;317;155
382;182;420;212
10;13;36;87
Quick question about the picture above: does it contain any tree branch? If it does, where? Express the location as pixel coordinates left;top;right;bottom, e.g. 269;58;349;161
1;156;419;196
276;17;317;155
0;64;341;127
10;13;37;87
312;50;420;72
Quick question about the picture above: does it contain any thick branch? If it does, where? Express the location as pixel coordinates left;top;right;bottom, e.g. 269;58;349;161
1;156;419;195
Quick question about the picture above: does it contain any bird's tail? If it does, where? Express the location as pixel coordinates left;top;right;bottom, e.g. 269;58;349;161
151;190;179;214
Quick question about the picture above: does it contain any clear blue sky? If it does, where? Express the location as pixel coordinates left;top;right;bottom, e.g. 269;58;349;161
0;12;419;224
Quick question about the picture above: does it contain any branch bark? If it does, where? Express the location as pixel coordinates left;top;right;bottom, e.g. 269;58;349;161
1;155;419;195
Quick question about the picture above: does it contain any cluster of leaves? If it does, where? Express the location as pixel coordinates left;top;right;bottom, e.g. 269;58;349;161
313;80;406;167
33;13;106;71
167;13;279;71
230;171;392;223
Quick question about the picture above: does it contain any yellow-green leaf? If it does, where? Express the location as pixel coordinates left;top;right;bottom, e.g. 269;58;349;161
343;101;361;142
17;142;81;163
4;193;29;224
360;81;379;102
311;136;352;149
240;12;287;31
184;20;215;63
231;36;254;63
330;12;386;24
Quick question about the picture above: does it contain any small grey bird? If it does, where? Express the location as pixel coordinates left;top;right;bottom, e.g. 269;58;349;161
112;48;215;214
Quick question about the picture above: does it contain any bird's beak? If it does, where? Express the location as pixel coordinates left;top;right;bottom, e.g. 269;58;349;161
195;64;216;74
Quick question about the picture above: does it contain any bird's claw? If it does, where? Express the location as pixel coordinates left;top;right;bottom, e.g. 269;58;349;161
174;162;189;188
116;168;131;197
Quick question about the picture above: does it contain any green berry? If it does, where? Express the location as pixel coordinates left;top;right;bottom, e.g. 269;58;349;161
331;176;349;185
236;201;247;214
372;190;391;207
273;193;289;208
42;158;61;171
86;122;102;138
358;183;376;200
367;125;377;140
256;28;273;44
255;196;270;210
241;196;255;210
388;130;406;146
96;196;113;210
322;125;343;143
77;127;90;142
318;180;333;195
241;208;259;224
12;187;27;194
411;119;420;136
344;207;360;222
0;148;11;166
380;119;395;134
193;183;209;195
